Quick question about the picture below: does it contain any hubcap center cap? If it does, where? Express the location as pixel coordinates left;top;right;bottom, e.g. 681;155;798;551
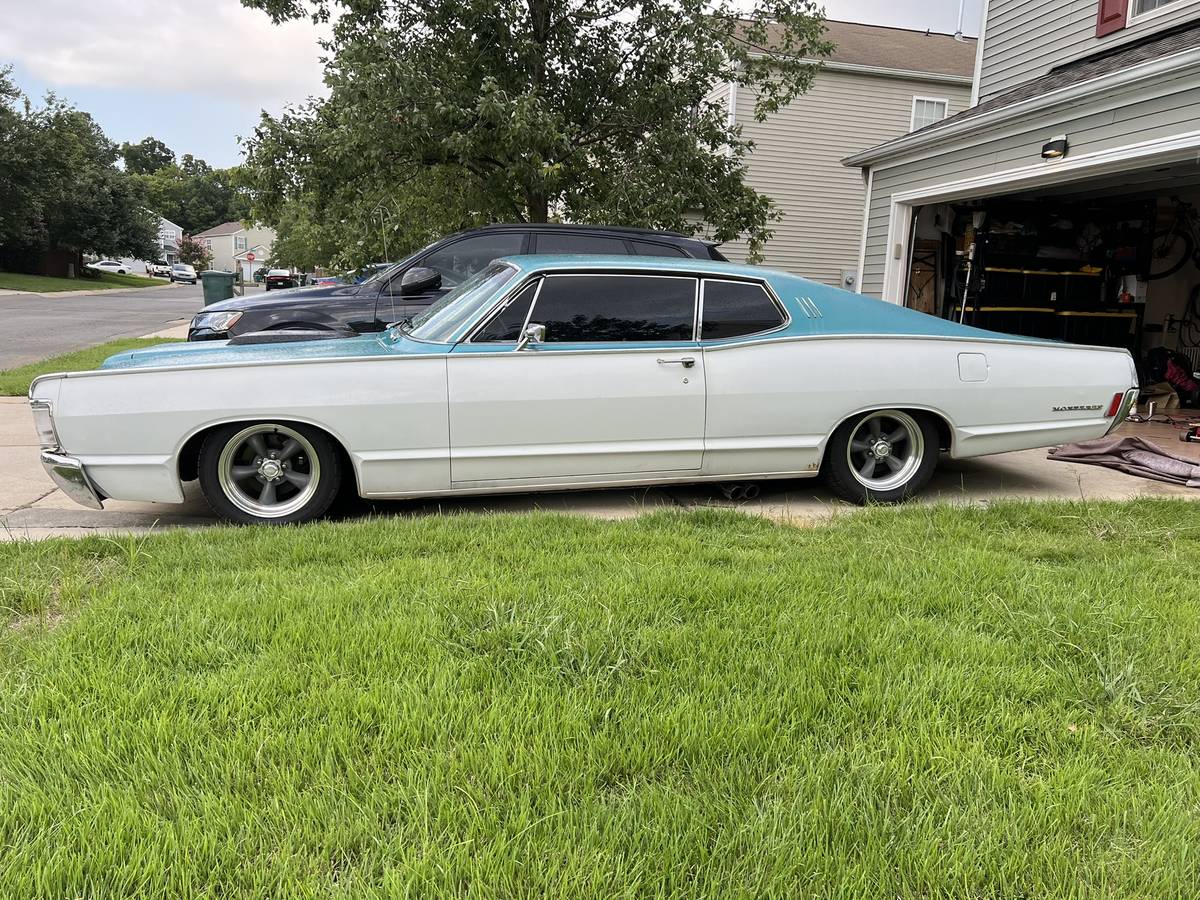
870;439;892;459
259;459;283;481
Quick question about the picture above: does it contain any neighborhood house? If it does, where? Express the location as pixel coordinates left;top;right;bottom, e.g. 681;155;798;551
720;21;977;290
191;221;277;281
846;0;1200;382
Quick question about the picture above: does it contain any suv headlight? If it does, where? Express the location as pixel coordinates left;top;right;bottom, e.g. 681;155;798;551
30;399;58;449
191;310;243;332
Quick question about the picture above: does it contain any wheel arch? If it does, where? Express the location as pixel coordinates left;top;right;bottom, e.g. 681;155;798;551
820;404;955;465
176;416;360;496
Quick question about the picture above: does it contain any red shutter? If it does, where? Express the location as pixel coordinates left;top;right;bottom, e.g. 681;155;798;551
1096;0;1129;37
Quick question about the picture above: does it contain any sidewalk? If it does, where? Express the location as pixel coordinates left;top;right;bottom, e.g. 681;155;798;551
0;283;181;299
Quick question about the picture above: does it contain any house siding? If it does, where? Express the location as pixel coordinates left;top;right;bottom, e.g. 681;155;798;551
859;69;1200;297
978;0;1200;101
721;69;970;286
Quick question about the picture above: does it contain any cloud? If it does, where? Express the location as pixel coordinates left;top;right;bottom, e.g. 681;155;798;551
0;0;329;108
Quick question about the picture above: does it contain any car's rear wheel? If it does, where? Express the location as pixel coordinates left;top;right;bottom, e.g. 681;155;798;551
824;409;938;504
198;422;341;524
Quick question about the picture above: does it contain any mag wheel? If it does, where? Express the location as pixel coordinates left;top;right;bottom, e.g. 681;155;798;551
198;422;341;524
824;409;938;504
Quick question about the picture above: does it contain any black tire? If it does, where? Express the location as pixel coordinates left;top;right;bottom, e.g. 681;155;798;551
1146;226;1194;281
197;421;342;524
823;409;939;504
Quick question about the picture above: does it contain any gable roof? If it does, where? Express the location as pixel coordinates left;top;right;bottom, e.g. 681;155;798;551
820;20;976;79
845;19;1200;168
192;221;245;238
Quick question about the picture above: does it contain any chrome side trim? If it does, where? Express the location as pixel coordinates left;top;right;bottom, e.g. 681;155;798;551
40;451;104;510
34;331;1134;380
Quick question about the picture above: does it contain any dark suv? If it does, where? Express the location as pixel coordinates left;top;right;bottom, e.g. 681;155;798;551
187;224;726;341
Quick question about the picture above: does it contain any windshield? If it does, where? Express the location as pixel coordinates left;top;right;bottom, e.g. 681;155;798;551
406;263;517;343
358;263;397;286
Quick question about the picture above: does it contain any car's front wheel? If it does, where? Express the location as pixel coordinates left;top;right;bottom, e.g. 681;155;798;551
198;422;342;524
824;409;938;504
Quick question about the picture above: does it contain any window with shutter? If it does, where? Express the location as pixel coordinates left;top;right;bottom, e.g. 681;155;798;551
1096;0;1129;36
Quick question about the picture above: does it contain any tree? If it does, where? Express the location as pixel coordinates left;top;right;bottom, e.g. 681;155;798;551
0;71;158;267
177;235;213;270
240;0;831;264
120;137;175;175
133;161;253;234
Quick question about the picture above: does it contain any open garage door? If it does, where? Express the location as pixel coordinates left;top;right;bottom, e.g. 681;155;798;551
900;158;1200;398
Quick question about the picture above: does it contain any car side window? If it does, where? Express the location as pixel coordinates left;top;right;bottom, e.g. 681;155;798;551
534;233;629;255
631;240;688;258
701;279;786;340
529;275;695;342
420;233;525;288
473;281;539;342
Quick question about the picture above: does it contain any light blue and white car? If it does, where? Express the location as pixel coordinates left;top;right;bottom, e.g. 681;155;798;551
29;256;1138;524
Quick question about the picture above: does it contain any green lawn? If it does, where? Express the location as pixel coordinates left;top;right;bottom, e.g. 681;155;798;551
0;270;169;292
2;502;1198;897
0;337;183;396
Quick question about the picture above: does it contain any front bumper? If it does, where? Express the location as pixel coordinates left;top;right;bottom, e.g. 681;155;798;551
41;451;104;510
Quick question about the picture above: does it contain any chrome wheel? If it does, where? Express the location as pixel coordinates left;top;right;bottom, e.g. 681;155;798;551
844;409;924;492
216;424;320;519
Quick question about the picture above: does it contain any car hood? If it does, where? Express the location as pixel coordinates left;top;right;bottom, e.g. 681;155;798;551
98;331;442;371
201;283;365;313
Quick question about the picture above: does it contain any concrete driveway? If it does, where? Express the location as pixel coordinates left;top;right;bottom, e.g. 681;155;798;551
2;395;1196;540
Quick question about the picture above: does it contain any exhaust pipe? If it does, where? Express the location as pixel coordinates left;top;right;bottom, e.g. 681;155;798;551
720;482;761;501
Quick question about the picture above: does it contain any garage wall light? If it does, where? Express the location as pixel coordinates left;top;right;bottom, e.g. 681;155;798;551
1041;135;1069;160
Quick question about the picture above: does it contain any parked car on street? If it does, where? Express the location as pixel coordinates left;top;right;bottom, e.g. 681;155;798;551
264;269;296;291
86;260;131;275
31;255;1138;525
187;224;725;340
169;263;197;284
147;262;171;277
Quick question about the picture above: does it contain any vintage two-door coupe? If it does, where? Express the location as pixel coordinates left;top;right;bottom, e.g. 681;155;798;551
30;256;1138;524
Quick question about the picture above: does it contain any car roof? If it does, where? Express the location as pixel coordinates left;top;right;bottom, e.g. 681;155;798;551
446;223;711;244
498;254;779;280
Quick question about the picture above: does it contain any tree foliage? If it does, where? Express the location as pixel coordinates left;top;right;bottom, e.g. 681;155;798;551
0;68;158;264
133;163;252;235
120;136;175;175
177;234;213;270
240;0;831;267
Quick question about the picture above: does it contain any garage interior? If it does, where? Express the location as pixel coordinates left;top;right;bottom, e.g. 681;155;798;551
903;159;1200;441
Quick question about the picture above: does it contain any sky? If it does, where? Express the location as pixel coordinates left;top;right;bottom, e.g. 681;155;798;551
1;0;983;169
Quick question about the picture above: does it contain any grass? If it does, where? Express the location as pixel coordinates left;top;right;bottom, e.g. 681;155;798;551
0;337;183;396
1;501;1199;896
0;270;169;293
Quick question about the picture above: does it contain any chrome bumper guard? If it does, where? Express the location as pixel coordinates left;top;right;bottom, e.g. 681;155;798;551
1106;388;1139;435
40;451;104;510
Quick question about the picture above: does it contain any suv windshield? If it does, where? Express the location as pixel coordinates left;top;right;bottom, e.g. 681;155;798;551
358;264;396;286
406;263;516;343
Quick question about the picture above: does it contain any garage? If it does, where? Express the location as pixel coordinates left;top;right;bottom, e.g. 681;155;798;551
847;20;1200;419
898;164;1200;404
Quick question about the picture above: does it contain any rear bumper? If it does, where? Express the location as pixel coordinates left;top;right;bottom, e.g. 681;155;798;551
40;450;104;510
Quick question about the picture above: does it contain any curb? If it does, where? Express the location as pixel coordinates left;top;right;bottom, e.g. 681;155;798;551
0;283;180;299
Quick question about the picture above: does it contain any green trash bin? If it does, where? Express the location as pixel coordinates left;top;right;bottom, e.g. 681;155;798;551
200;270;236;305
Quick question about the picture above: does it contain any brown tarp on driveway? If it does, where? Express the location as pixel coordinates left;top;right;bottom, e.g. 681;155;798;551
1048;436;1200;488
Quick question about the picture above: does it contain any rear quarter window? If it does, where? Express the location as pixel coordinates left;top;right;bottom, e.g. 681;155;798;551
701;280;786;340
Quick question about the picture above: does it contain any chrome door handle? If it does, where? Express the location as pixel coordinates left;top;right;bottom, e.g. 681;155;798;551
657;356;696;368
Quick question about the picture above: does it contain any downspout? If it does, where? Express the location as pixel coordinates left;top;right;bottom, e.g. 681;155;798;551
855;167;874;294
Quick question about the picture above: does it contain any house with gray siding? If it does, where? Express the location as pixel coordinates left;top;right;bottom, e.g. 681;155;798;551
846;1;1200;370
718;21;976;288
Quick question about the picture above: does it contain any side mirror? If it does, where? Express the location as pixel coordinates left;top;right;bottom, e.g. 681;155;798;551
516;323;546;351
400;266;442;296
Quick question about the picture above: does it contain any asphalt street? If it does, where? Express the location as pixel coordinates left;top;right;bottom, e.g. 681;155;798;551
0;283;221;368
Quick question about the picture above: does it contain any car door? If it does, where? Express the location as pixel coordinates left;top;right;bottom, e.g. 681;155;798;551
446;272;705;483
375;231;528;327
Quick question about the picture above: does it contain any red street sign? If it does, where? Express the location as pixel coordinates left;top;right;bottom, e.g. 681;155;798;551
246;253;256;262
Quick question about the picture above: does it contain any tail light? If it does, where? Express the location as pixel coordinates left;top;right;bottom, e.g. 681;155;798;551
1105;392;1123;417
